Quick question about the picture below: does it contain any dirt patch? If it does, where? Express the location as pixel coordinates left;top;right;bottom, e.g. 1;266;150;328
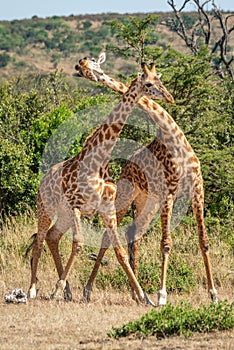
1;289;233;350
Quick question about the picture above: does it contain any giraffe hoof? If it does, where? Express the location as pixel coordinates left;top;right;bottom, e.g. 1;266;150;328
50;279;67;300
210;288;218;304
143;292;156;307
28;288;37;299
64;281;73;301
158;289;167;306
131;290;140;304
64;291;72;301
82;286;92;302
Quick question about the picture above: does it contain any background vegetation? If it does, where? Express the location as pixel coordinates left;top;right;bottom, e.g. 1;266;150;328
0;3;233;330
0;6;233;225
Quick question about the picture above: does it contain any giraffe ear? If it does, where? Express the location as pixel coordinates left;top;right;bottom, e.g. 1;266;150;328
97;52;106;65
157;73;162;79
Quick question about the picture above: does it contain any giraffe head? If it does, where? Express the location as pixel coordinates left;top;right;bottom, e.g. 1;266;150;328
74;52;174;103
74;52;106;82
139;62;174;103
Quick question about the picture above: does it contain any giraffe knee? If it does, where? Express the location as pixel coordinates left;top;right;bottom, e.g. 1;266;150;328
161;238;172;254
200;242;209;253
199;235;210;253
75;242;84;255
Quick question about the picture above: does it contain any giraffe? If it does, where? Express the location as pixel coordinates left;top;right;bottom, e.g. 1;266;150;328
73;52;218;306
27;60;174;305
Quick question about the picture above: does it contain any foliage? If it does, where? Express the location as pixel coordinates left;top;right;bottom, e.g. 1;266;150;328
0;12;233;228
105;14;159;63
162;48;234;220
96;258;195;294
0;53;10;67
0;71;113;216
109;300;234;338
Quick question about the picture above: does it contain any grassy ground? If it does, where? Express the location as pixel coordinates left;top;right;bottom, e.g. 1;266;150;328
0;212;233;349
0;290;233;350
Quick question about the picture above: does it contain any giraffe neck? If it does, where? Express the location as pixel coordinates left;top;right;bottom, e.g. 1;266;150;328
98;73;128;95
79;79;142;177
95;72;195;158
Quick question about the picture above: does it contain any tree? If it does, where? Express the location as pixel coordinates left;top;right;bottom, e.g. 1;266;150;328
166;0;234;80
106;14;159;63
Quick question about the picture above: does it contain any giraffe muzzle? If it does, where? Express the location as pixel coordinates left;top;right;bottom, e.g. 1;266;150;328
73;64;84;77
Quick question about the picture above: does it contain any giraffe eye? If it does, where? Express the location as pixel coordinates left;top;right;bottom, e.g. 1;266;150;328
145;83;153;88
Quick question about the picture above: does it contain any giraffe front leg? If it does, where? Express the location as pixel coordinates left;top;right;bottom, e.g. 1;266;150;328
126;227;141;303
46;228;73;301
101;211;155;306
110;229;155;306
50;240;83;300
113;240;155;306
126;196;160;303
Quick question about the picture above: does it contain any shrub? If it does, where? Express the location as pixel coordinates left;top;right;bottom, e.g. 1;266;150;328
109;300;234;338
0;53;10;67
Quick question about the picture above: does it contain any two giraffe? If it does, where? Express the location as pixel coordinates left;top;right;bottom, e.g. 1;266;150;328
74;53;218;306
28;60;173;305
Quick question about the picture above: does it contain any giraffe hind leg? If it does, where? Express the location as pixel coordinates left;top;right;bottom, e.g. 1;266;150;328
158;195;174;306
192;193;218;303
83;229;111;302
50;208;84;300
28;211;51;299
46;212;73;301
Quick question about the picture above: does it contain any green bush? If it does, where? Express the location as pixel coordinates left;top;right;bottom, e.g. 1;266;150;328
0;53;10;67
109;300;234;338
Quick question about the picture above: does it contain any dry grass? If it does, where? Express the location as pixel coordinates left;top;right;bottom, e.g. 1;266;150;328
0;292;234;350
0;212;233;349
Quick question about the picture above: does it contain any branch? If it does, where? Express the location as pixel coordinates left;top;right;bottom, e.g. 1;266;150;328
167;0;198;53
211;3;234;79
193;0;212;45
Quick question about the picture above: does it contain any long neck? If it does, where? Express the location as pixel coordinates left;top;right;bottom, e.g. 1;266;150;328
96;72;194;155
98;72;128;95
80;81;142;175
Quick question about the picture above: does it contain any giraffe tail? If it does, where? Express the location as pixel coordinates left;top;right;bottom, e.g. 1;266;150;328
131;202;136;220
24;233;38;259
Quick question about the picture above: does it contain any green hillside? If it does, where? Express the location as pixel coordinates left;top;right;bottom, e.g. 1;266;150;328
0;12;233;79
